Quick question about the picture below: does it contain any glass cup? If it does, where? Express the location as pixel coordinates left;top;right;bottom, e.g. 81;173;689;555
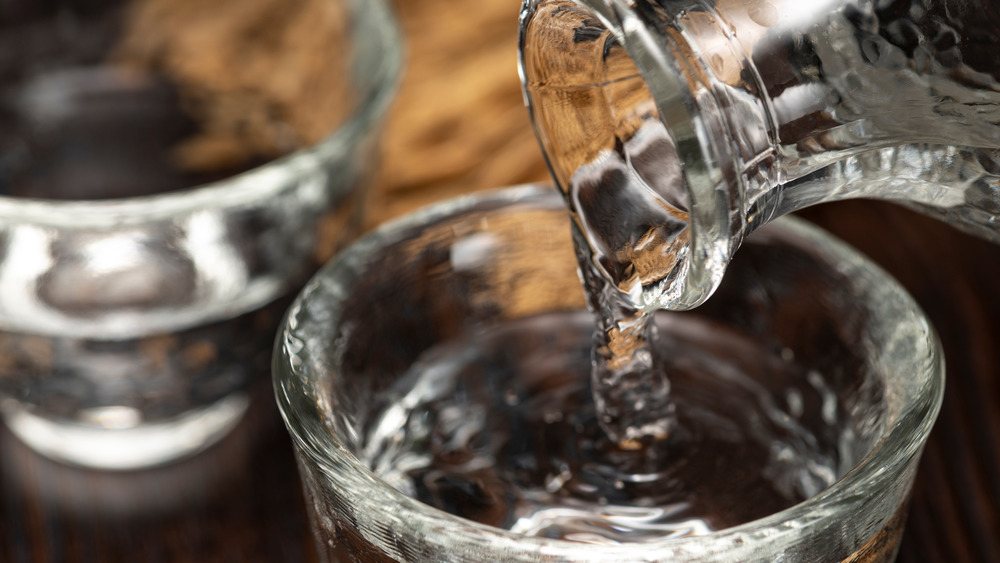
0;0;402;469
274;186;943;562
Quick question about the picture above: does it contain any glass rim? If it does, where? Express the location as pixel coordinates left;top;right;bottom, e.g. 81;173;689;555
274;184;944;559
518;0;740;312
0;0;403;228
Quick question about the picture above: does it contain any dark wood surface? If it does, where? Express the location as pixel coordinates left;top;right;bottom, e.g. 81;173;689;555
800;202;1000;563
2;0;999;560
0;379;316;563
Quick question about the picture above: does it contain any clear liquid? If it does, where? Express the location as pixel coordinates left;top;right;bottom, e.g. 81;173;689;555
361;311;853;542
520;1;695;443
347;0;977;549
582;259;676;445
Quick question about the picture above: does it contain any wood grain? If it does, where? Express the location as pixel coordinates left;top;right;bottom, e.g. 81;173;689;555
367;0;550;224
799;202;1000;563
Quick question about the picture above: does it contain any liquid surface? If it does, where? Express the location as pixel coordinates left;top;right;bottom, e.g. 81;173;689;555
362;311;853;543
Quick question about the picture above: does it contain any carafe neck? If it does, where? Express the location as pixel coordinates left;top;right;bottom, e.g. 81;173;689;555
521;0;1000;309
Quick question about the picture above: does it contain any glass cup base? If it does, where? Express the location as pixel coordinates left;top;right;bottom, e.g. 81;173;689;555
1;393;249;470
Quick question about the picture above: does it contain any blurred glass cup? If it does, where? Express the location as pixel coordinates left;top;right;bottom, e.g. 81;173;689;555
275;186;943;562
0;0;401;469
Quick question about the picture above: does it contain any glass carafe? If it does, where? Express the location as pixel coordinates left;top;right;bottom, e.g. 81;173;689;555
519;0;1000;310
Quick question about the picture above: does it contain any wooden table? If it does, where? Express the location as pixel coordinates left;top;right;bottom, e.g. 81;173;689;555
1;0;998;560
800;201;1000;563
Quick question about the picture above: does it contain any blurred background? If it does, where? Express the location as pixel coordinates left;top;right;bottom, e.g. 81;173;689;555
368;0;549;222
1;0;998;561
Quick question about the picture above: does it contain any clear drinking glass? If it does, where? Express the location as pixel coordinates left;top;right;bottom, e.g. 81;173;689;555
274;186;943;562
0;0;401;469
